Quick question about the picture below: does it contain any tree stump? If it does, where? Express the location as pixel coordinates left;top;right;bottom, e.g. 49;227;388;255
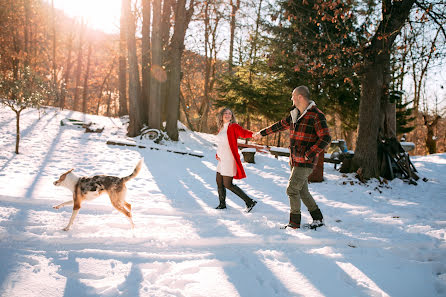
241;148;256;163
308;152;324;182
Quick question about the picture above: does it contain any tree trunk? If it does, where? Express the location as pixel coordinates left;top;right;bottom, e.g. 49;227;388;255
351;0;415;179
424;115;440;154
149;0;163;130
96;59;115;115
82;41;92;114
179;91;194;130
106;88;112;117
15;110;20;154
51;0;59;106
159;0;174;124
228;0;240;73
198;1;211;132
119;0;128;116
60;30;74;110
141;0;151;124
126;0;143;136
166;0;195;140
352;60;384;178
73;21;85;111
24;0;30;67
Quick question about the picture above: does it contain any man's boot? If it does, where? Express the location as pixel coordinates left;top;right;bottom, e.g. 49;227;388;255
309;208;324;229
286;213;301;229
215;187;227;209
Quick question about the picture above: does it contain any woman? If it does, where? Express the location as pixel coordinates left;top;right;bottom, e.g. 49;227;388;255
215;108;257;212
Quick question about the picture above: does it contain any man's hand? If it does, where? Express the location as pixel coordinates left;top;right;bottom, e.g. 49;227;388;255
253;132;262;141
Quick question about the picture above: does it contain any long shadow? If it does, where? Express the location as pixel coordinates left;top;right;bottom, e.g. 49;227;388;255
24;124;66;198
23;111;84;199
0;247;22;294
213;248;293;297
0;110;60;173
142;151;235;239
140;150;307;296
118;262;143;297
283;249;360;297
20;109;59;140
57;252;102;297
0;108;36;129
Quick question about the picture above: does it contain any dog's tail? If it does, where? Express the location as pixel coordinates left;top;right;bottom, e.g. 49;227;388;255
122;158;144;183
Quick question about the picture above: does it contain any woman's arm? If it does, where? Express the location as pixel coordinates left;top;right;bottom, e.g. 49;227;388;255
232;123;253;139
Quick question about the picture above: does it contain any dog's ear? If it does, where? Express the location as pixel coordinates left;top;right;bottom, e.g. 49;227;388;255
62;168;74;176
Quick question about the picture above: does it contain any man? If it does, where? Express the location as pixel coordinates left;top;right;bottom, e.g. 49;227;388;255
254;86;331;229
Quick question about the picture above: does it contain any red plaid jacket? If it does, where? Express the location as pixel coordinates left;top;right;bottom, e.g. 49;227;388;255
260;105;331;168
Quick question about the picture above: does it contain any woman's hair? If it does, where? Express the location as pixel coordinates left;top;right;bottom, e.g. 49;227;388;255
216;107;237;130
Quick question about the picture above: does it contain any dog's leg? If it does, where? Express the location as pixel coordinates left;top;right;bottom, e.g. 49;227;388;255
63;209;79;231
53;200;73;209
109;191;134;229
63;188;82;231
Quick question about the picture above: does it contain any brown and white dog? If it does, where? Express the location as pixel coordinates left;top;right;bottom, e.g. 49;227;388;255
53;159;143;231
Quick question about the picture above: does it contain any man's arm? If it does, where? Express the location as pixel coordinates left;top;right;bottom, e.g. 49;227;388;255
305;113;332;160
258;115;291;137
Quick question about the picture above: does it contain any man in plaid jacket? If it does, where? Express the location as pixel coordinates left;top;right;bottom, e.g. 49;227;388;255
254;86;331;229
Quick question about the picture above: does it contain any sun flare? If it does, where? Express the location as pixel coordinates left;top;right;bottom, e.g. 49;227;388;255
52;0;121;34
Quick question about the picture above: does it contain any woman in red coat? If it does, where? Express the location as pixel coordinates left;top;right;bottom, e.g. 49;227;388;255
215;108;257;212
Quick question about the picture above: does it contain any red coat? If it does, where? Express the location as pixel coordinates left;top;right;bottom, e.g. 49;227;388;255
217;123;253;179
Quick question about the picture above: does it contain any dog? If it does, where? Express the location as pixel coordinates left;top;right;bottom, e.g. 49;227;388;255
53;158;143;231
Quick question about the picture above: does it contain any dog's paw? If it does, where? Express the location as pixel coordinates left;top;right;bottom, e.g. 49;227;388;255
53;205;60;210
63;227;70;231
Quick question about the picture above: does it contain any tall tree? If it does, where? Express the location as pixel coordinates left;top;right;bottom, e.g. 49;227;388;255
59;29;74;110
119;0;128;116
73;20;85;111
51;0;59;106
149;0;163;130
82;40;92;114
165;0;195;140
228;0;240;73
352;0;416;178
141;0;151;124
197;1;222;132
265;0;361;142
125;0;143;136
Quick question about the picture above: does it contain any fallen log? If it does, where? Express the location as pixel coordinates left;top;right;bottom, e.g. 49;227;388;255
106;140;204;158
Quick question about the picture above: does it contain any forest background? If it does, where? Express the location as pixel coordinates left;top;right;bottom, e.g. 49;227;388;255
0;0;445;179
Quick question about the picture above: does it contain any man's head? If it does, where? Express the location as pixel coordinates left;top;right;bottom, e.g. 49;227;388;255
291;86;310;107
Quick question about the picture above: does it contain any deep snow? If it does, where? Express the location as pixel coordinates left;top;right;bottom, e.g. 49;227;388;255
0;106;445;297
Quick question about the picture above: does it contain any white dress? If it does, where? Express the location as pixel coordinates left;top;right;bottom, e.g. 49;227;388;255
216;122;237;177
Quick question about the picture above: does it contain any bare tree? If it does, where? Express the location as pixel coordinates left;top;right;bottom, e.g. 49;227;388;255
198;1;222;132
352;0;416;178
119;0;128;116
165;0;195;140
125;0;143;136
59;29;74;110
73;20;85;111
141;0;152;124
228;0;240;73
149;0;163;130
82;40;92;114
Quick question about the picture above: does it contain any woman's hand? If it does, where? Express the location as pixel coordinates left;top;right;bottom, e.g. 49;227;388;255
253;132;262;141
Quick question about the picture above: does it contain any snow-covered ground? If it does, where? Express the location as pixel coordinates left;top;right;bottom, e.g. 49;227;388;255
0;106;445;297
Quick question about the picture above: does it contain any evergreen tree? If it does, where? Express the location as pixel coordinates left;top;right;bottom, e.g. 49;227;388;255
216;60;290;123
264;0;361;113
391;90;415;136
